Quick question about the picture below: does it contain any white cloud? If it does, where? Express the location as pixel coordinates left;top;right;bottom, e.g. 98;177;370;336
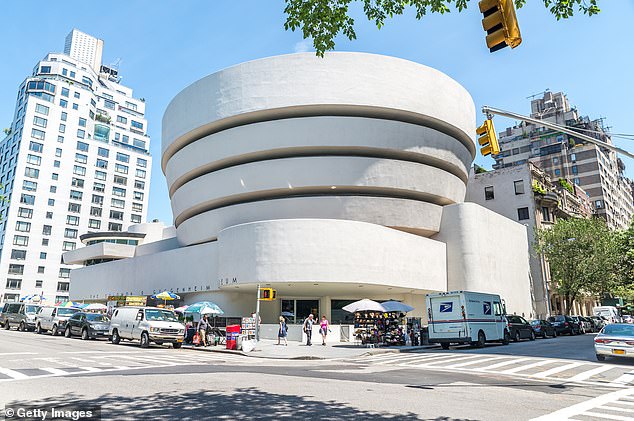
293;39;313;53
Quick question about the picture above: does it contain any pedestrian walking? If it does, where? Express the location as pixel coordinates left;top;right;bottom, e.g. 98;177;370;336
303;314;315;346
319;315;329;346
197;314;209;347
277;316;288;346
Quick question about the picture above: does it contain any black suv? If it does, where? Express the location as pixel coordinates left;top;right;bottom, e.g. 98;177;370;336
64;312;110;340
547;315;580;335
506;315;535;342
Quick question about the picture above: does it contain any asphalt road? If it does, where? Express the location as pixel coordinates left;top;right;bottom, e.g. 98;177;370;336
0;329;633;420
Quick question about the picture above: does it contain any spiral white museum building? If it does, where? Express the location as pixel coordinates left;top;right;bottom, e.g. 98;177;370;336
65;53;534;330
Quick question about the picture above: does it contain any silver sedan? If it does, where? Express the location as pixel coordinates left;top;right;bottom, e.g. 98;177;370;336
595;323;634;361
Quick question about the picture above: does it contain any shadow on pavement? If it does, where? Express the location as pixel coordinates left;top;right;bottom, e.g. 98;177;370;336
2;387;476;420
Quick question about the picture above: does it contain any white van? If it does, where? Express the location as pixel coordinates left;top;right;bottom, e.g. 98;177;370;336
35;306;80;335
109;306;185;348
593;306;621;324
426;291;510;349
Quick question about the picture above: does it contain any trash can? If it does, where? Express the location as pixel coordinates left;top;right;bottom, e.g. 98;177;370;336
226;324;241;350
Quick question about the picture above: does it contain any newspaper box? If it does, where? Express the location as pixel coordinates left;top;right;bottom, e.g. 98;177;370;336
226;324;241;350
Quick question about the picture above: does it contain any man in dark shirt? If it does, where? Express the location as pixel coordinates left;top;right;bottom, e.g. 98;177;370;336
303;314;315;346
197;314;209;347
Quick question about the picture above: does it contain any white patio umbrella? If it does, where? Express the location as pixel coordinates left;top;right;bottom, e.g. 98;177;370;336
83;303;107;311
380;301;415;313
342;299;386;313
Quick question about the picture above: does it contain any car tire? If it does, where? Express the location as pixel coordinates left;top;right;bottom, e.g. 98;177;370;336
65;327;71;338
111;329;121;345
476;331;486;348
19;321;26;332
542;332;547;339
81;328;89;340
514;331;521;342
596;354;606;362
51;324;58;336
3;321;10;330
552;330;557;338
441;342;450;350
173;342;182;349
140;332;150;348
502;330;510;345
36;323;42;334
529;331;536;341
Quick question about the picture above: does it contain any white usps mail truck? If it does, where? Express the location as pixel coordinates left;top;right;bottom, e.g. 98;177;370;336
426;291;510;349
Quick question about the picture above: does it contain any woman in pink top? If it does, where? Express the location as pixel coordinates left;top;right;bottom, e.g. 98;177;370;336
319;315;329;346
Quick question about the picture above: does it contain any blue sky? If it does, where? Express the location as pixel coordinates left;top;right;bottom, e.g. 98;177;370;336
1;1;632;224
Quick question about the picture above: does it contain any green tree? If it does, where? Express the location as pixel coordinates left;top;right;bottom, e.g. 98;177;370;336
535;217;617;315
284;0;600;56
615;221;634;296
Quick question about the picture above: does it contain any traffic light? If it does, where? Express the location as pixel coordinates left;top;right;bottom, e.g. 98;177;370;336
476;119;500;157
260;288;277;301
479;0;522;52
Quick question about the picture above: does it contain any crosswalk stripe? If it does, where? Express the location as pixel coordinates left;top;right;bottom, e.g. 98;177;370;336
403;354;475;367
613;401;634;407
581;411;634;420
40;368;67;375
598;405;634;413
531;362;584;379
444;356;508;369
417;355;486;368
611;374;634;385
116;355;180;365
568;365;614;382
475;357;533;371
375;354;441;365
501;360;554;374
0;367;28;379
78;367;102;373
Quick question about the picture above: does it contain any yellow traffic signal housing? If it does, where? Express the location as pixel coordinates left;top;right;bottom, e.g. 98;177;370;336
477;119;500;156
479;0;522;52
260;288;277;301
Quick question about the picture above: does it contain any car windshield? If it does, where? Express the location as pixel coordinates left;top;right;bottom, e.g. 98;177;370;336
603;324;634;336
530;320;540;325
57;308;79;317
144;310;178;322
86;314;109;322
548;316;565;322
25;305;39;314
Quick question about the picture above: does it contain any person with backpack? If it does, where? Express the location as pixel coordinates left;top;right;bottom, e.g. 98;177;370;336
277;316;288;346
303;314;315;346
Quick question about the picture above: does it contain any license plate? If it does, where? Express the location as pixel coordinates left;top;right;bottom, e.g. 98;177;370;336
613;349;626;355
176;339;183;343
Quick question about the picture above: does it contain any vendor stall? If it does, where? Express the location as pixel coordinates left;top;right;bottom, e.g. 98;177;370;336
353;311;406;346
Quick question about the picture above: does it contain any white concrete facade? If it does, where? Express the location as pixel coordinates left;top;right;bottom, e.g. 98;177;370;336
67;53;535;324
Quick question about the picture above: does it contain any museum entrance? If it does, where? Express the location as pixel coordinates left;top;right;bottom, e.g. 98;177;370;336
281;299;319;324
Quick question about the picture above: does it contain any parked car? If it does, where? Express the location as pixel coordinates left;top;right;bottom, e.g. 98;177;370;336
590;316;607;331
581;316;599;333
547;315;581;335
623;315;634;324
64;312;110;340
530;319;557;338
506;315;535;341
570;316;591;334
35;306;80;335
595;323;634;361
0;303;41;331
109;306;185;348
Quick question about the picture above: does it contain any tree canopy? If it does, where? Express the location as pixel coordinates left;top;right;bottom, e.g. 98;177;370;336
284;0;601;56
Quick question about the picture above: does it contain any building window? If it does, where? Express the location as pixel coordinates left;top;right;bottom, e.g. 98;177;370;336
517;207;530;221
88;219;101;229
90;207;102;217
574;178;580;185
572;165;578;175
29;141;43;152
15;221;31;232
42;239;49;246
59;268;71;279
57;282;70;292
35;104;49;115
108;222;122;231
68;203;81;213
94;124;110;142
133;139;146;149
95;170;106;181
137;158;147;168
109;210;124;220
55;148;62;157
134;180;145;190
48;198;55;206
42;225;52;235
35;280;43;288
52;173;59;180
46;211;53;219
64;228;78;239
10;249;27;260
69;190;83;200
50;186;57;193
595;200;603;209
61;112;67;121
77;141;89;152
17;208;33;219
72;178;84;188
54;160;61;168
31;128;45;140
131;120;143;130
62;242;76;252
98;147;109;157
132;203;143;212
111;198;125;209
116;115;127;124
133;191;144;200
22;180;37;192
13;235;29;246
66;215;80;226
96;159;108;169
40;65;51;74
73;165;86;176
92;194;104;205
20;194;35;205
112;187;126;197
115;164;128;174
27;154;41;166
554;169;561;176
24;167;40;179
8;264;24;275
114;175;127;185
5;279;21;290
61;87;69;97
485;186;494;200
93;182;105;192
131;214;142;223
77;129;85;139
571;153;576;162
135;169;146;179
33;116;47;128
116;152;130;163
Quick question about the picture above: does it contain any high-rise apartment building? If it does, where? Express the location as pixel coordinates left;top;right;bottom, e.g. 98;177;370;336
493;91;633;230
0;30;151;304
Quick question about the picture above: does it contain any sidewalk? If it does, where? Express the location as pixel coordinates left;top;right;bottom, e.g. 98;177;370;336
183;339;437;360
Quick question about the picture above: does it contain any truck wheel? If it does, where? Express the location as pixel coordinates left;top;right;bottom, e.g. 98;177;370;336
111;329;121;344
173;342;182;349
51;324;58;336
502;330;510;345
476;331;486;348
140;332;150;348
441;343;450;350
3;321;10;330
